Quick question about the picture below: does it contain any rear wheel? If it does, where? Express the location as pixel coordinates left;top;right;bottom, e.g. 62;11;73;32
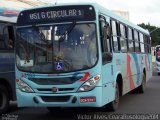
133;72;146;93
106;83;119;111
138;72;146;93
0;85;9;114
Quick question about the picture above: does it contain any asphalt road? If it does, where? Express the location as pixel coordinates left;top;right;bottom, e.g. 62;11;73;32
1;63;160;120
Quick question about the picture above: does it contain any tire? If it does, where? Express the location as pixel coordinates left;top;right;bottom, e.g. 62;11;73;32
105;83;120;111
0;85;9;114
137;72;146;93
133;72;146;94
47;107;61;113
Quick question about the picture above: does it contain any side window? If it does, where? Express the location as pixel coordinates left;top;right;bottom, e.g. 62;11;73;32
144;35;151;53
0;24;15;50
111;20;120;52
0;23;6;49
139;33;144;53
128;27;134;52
134;30;140;52
120;24;127;52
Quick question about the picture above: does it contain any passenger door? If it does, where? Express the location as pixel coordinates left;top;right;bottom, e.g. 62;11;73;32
99;15;115;104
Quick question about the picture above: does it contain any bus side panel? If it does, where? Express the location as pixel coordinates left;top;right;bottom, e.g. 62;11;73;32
102;52;152;102
124;53;147;94
122;53;131;95
144;54;152;81
121;53;142;95
0;52;15;100
112;53;140;95
113;53;128;95
102;62;115;106
117;52;139;95
131;53;142;89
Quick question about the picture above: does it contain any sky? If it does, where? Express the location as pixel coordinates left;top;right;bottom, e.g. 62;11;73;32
40;0;160;27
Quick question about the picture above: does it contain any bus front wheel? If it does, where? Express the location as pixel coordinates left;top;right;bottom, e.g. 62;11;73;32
0;85;9;114
105;83;120;111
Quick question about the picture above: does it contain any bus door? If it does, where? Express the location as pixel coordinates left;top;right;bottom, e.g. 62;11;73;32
99;15;114;103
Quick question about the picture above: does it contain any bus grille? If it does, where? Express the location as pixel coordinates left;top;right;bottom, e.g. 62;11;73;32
41;96;71;102
29;77;82;85
37;88;75;92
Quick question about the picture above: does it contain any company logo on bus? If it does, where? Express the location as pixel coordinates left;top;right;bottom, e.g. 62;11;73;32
51;87;58;92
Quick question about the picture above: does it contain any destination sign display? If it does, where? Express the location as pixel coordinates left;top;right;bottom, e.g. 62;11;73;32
17;5;96;26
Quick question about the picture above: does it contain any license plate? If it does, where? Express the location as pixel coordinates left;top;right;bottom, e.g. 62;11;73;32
80;97;96;103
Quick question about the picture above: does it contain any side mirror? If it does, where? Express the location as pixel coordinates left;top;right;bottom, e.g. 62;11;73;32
102;52;112;64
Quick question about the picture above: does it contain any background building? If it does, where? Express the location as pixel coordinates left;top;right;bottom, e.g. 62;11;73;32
112;10;130;20
0;0;48;8
0;0;49;22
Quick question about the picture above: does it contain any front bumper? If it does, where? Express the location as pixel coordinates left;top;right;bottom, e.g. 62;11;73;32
16;86;103;107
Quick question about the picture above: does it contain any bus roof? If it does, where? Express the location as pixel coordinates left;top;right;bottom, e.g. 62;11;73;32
95;3;149;35
18;2;149;35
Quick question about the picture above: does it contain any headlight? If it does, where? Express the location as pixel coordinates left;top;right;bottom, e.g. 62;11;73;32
16;79;34;93
78;75;100;92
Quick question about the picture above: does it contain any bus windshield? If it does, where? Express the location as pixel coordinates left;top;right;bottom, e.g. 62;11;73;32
16;23;98;73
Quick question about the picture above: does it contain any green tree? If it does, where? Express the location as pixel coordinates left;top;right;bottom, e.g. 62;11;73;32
138;23;160;46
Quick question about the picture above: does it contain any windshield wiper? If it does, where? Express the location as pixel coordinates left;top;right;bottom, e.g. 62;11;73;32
17;31;30;63
32;25;47;43
58;21;76;52
58;21;76;42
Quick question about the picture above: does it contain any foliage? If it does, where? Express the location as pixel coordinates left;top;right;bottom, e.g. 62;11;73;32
138;23;160;46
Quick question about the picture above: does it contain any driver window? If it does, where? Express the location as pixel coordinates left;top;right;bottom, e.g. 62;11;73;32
7;26;15;49
100;17;111;53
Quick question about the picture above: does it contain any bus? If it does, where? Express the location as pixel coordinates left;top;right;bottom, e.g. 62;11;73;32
154;45;160;74
15;3;152;112
0;17;16;114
